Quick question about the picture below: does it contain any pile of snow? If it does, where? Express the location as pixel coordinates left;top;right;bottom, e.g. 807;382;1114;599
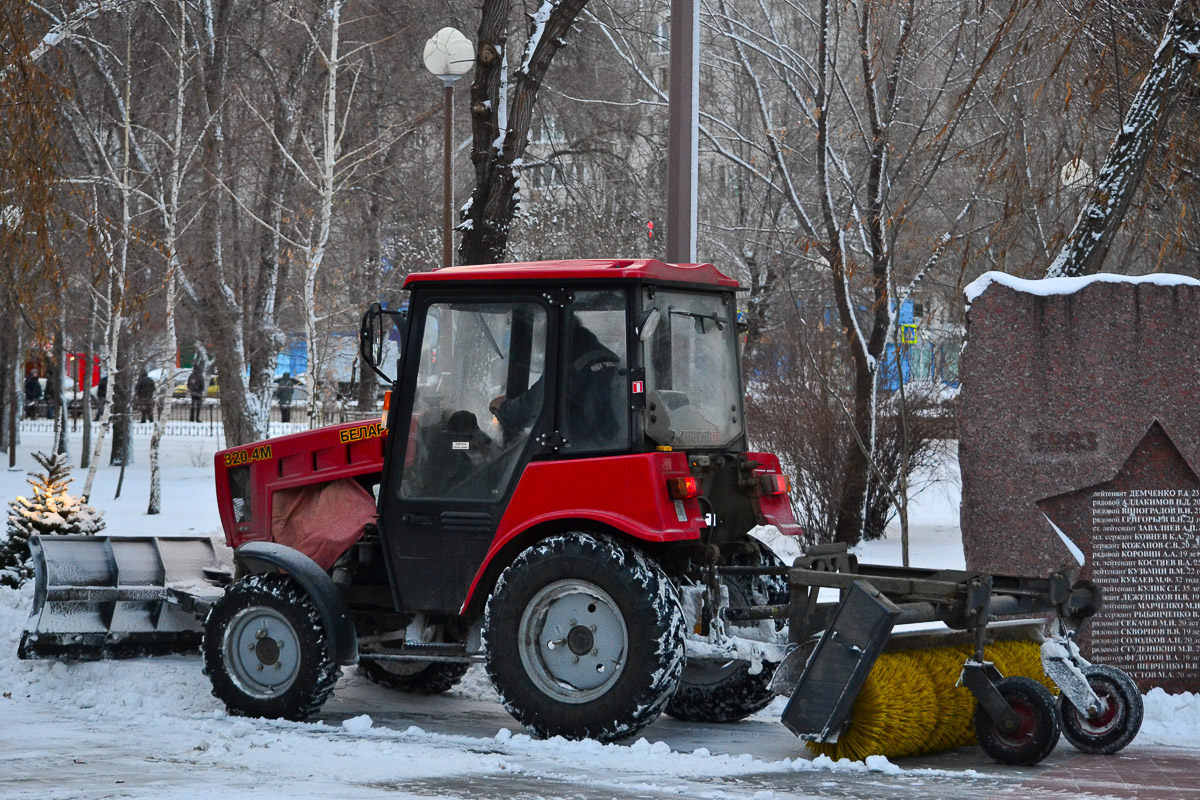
0;582;219;719
1140;688;1200;746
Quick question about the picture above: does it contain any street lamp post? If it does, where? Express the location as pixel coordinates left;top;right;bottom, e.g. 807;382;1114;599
423;27;475;268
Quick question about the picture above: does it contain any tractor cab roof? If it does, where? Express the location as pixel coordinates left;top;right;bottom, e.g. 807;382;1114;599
401;259;740;290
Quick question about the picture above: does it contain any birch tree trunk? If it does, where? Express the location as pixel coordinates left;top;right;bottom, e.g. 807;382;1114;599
302;0;343;429
82;25;135;497
148;0;188;515
80;287;98;469
51;303;68;456
82;240;123;499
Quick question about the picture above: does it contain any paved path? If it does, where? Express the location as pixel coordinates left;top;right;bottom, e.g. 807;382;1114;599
3;666;1194;800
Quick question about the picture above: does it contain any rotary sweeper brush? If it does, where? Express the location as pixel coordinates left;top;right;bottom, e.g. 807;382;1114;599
16;259;1144;767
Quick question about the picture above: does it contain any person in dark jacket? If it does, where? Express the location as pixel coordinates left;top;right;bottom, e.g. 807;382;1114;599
94;374;107;421
136;370;156;423
187;365;205;422
24;374;41;419
276;372;298;423
488;317;623;450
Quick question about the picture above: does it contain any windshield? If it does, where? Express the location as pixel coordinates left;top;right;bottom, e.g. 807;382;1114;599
643;288;742;449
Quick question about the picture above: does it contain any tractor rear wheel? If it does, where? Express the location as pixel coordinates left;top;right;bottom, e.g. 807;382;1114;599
358;658;469;694
1060;664;1143;754
202;573;340;721
483;532;685;743
974;676;1060;765
666;544;788;723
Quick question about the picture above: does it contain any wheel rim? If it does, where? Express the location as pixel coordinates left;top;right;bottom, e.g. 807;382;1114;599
994;695;1038;748
223;605;302;699
1070;680;1122;736
517;579;628;704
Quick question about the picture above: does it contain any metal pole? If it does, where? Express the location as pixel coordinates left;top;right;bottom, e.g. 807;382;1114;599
667;0;699;264
442;79;455;268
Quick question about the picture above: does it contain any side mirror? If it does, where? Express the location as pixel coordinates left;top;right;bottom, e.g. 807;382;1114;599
360;303;404;382
635;308;661;342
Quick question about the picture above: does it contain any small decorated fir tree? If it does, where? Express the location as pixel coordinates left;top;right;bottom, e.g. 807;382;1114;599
2;451;105;588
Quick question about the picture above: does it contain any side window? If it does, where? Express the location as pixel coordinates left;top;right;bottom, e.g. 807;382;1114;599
401;302;547;499
561;289;630;453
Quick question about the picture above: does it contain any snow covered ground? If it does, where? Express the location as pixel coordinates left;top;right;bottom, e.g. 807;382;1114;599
0;427;1197;799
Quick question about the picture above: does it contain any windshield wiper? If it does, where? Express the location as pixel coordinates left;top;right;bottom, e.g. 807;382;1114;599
475;312;505;359
669;309;725;333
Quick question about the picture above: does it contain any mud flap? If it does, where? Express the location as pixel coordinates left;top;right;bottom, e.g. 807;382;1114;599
780;580;899;743
19;535;228;660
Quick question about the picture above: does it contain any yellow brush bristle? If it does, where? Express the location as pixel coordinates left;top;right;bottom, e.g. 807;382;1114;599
987;639;1058;696
806;650;940;761
804;638;1047;762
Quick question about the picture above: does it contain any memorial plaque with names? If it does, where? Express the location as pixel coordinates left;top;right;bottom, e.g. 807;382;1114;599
1038;422;1200;694
960;276;1200;693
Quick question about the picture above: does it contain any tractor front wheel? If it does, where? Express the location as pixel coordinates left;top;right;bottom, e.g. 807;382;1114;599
974;676;1061;765
202;573;340;721
484;532;685;743
1060;664;1143;755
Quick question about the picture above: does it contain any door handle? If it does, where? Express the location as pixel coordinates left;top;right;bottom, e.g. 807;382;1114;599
401;513;434;526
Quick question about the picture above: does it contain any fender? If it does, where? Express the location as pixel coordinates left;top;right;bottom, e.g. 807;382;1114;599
234;541;359;666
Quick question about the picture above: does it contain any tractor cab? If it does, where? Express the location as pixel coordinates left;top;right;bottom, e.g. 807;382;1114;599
359;260;798;616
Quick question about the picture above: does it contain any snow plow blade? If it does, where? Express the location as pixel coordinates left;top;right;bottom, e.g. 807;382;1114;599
18;535;229;661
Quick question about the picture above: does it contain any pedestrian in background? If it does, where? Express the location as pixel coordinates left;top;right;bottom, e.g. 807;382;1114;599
187;364;205;422
136;370;156;423
24;374;41;419
276;372;297;423
94;374;107;421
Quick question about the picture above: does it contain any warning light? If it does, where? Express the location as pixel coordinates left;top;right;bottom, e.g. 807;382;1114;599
758;473;790;495
667;476;699;499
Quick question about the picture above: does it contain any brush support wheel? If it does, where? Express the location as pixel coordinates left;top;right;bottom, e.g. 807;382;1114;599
974;676;1061;765
1060;664;1143;754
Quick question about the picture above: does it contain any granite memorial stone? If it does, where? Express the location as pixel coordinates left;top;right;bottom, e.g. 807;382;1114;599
959;273;1200;692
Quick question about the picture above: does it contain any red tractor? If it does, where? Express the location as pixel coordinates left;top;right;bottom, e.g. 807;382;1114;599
22;258;1141;764
202;258;799;741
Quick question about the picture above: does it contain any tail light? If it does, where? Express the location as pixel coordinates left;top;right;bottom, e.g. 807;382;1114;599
758;473;790;495
381;390;391;428
667;476;699;499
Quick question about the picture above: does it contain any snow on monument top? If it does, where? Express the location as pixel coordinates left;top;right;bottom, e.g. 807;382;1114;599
964;270;1200;305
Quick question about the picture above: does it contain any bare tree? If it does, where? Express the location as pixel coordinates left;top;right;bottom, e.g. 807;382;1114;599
147;0;193;514
0;0;64;467
460;0;590;264
1047;0;1200;277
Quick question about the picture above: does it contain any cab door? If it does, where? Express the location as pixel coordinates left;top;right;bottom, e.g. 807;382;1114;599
378;294;554;613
